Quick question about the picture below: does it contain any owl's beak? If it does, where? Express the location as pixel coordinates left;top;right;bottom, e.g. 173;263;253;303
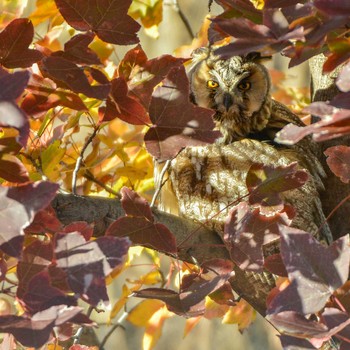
223;93;233;111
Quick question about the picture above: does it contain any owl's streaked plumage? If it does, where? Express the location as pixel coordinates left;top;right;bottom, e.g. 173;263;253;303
154;48;333;305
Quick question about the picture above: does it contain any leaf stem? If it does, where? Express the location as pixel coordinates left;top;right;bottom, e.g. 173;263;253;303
168;0;195;40
151;159;172;208
99;311;128;349
73;305;95;345
72;126;100;195
84;170;121;198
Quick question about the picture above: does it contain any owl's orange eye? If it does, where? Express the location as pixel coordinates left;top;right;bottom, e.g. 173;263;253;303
238;81;251;91
207;80;219;89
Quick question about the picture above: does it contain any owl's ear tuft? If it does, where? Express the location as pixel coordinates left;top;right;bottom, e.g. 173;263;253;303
245;52;272;62
191;47;210;61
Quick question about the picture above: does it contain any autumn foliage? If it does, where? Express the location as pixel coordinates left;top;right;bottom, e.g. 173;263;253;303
1;0;350;349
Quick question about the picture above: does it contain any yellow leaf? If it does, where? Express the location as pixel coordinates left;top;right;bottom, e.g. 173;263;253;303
143;306;172;350
144;248;160;266
109;284;134;322
183;316;202;337
127;299;165;327
29;0;61;26
249;0;264;9
46;344;64;350
128;270;163;286
204;297;230;319
129;0;163;28
41;140;65;181
89;37;114;62
222;299;256;331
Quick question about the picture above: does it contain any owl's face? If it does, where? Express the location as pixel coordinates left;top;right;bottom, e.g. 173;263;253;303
189;49;272;141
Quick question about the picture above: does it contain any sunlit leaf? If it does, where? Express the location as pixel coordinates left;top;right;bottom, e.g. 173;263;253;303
54;0;140;45
0;18;43;68
222;299;256;331
127;299;164;327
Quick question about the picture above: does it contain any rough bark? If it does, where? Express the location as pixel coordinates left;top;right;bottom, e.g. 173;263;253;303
309;55;350;239
52;193;271;315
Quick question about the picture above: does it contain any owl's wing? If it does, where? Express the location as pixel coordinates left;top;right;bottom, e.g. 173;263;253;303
158;139;332;303
269;99;326;191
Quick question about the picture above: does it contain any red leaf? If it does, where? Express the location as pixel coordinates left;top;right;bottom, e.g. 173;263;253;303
17;240;54;299
41;56;110;100
21;271;77;314
268;228;350;314
22;74;87;115
211;15;304;57
269;308;350;347
0;136;22;154
120;187;153;220
133;265;234;317
264;0;301;7
0;101;29;147
267;311;328;338
54;232;130;306
246;162;308;215
106;217;177;254
106;187;177;253
0;68;30;147
322;308;350;340
25;205;62;234
0;181;59;257
0;154;29;183
115;45;187;116
324;145;350;184
314;0;350;16
63;221;94;241
100;77;149;124
0;67;30;100
264;254;288;277
0;18;43;68
54;0;140;45
224;202;293;272
144;65;219;161
276;103;350;144
52;33;101;65
118;44;148;80
0;305;88;348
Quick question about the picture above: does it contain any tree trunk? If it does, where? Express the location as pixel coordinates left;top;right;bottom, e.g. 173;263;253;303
309;54;350;239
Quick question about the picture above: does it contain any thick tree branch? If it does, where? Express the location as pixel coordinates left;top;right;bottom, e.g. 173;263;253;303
51;193;269;315
309;54;350;239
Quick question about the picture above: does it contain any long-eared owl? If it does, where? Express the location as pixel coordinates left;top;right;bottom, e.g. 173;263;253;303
154;47;333;304
156;47;331;245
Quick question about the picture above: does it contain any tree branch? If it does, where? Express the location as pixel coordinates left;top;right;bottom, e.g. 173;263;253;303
309;54;350;239
51;193;268;315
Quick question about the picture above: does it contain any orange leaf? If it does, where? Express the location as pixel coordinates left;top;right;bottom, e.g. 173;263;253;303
222;299;256;332
143;306;172;350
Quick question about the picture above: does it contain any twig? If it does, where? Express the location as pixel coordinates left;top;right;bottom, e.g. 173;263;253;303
99;311;128;349
151;159;172;208
72;126;100;195
84;170;121;198
73;306;94;345
170;0;195;40
19;152;48;181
